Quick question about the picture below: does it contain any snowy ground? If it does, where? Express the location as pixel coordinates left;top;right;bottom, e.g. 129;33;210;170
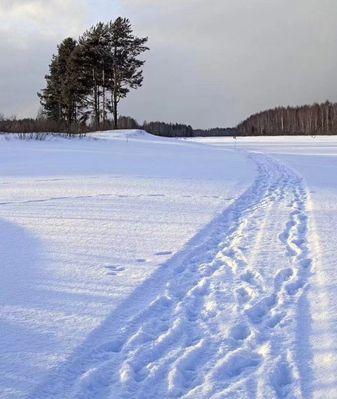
0;131;252;398
1;132;337;398
193;136;337;399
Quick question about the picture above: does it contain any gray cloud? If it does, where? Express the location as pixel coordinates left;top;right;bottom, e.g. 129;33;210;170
1;0;337;127
0;0;89;116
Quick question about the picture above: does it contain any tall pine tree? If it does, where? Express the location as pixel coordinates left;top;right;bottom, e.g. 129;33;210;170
38;54;62;122
38;37;86;127
106;18;149;129
78;23;110;128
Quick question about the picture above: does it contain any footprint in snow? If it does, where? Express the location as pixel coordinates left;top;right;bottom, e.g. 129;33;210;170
105;265;125;275
229;322;251;342
154;251;172;256
240;270;256;285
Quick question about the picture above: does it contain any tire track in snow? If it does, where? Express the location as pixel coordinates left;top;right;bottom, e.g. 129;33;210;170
28;152;313;399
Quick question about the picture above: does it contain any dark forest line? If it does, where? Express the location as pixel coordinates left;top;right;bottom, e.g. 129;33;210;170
237;101;337;136
0;114;236;138
3;101;337;138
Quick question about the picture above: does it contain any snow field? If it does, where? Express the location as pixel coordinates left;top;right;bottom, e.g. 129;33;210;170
0;131;252;398
2;132;337;398
29;151;313;398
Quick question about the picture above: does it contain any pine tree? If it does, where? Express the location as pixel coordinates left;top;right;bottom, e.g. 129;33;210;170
38;37;86;128
38;54;62;122
106;18;149;129
78;22;111;128
39;18;149;131
57;38;80;126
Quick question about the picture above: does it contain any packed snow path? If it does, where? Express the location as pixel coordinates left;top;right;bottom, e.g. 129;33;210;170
29;151;312;399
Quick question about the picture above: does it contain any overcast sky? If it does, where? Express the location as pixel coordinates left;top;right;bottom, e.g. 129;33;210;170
1;0;337;128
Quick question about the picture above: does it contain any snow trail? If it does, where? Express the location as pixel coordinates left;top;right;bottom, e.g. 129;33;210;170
29;152;312;399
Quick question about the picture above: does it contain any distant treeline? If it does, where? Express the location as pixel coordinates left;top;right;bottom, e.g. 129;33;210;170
0;116;67;134
193;127;238;137
0;114;239;138
0;114;85;139
0;114;137;134
237;101;337;136
143;121;194;137
5;102;337;138
143;122;239;137
143;121;239;137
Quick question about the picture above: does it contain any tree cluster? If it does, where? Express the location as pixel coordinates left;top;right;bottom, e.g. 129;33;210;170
0;113;138;137
117;116;139;130
0;114;69;134
237;101;337;136
142;122;239;138
1;114;239;138
38;18;149;131
143;121;194;137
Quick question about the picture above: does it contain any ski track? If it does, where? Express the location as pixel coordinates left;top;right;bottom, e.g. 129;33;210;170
29;151;313;399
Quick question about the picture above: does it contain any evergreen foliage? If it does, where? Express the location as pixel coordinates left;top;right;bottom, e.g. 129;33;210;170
38;19;149;131
143;121;194;137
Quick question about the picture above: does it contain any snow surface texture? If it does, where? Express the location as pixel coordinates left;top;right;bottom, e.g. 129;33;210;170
0;131;252;398
1;132;336;398
193;136;337;399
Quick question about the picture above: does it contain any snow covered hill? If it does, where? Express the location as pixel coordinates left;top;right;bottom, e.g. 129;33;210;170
1;132;337;398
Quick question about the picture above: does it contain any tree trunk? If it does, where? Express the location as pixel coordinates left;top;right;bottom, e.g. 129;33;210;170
113;89;118;129
113;67;118;130
93;68;99;129
102;69;106;127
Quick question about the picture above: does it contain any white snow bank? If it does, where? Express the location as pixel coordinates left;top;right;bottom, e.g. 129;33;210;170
90;129;164;142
